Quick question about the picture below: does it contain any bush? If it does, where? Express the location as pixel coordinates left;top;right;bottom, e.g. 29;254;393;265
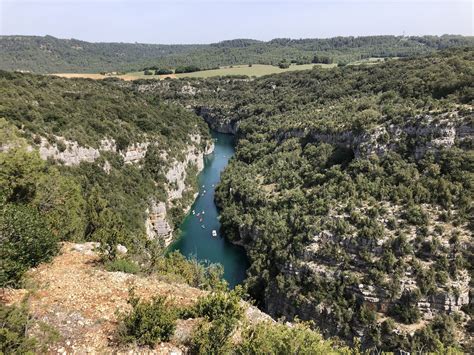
117;292;177;347
0;302;60;354
174;65;200;74
0;302;36;354
150;250;224;290
389;290;421;324
190;288;244;354
0;203;59;287
194;287;244;322
190;317;234;355
155;69;173;75
105;259;140;274
237;321;344;354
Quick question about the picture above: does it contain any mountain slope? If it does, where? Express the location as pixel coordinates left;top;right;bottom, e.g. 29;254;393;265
127;47;474;352
1;34;473;73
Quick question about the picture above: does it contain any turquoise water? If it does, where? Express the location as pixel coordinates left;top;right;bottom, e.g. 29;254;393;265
170;131;249;288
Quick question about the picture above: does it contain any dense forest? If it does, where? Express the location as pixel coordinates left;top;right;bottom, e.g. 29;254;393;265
130;47;474;352
1;34;473;73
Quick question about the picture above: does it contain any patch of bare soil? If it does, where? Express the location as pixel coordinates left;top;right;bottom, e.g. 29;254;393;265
1;243;203;354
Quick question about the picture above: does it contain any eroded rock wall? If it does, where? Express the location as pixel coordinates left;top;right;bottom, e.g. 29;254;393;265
34;133;214;247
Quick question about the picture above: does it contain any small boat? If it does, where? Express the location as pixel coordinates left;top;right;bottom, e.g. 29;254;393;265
192;210;195;215
212;230;217;237
202;185;205;188
201;225;205;229
202;211;205;215
196;213;200;217
199;218;203;222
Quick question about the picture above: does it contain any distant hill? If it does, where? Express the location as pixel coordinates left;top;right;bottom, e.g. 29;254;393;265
0;34;473;73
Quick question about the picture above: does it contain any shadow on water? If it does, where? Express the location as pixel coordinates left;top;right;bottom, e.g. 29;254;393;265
169;131;249;288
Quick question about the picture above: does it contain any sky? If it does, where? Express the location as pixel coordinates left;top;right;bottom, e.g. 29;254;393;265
0;0;472;44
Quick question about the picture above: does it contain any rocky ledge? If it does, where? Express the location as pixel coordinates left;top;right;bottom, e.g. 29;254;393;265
1;242;272;354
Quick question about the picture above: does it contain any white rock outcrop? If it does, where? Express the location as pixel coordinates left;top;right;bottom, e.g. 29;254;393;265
145;201;173;245
146;134;214;245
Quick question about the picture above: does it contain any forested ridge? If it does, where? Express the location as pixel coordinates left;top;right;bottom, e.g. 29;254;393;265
1;34;473;73
131;47;474;352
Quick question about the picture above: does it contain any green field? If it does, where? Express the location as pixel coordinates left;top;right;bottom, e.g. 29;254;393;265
127;63;335;79
176;63;335;78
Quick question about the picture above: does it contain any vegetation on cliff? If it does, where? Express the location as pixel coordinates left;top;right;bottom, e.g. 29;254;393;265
135;47;473;352
214;48;473;352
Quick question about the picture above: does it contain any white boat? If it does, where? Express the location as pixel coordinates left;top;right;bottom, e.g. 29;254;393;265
212;230;217;237
202;211;205;215
192;210;195;215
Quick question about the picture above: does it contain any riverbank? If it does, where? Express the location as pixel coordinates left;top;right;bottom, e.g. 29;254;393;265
170;131;249;288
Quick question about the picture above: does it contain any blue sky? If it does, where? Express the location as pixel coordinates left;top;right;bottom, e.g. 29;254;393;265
1;1;472;44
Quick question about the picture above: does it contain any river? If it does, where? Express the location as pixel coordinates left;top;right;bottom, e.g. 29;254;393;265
170;131;249;288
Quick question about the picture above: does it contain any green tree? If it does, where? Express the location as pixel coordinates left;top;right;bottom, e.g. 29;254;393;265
0;148;44;203
0;203;59;287
33;169;86;241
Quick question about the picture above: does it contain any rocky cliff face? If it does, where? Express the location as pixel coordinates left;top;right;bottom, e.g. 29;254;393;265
195;107;240;134
276;112;473;160
146;135;214;245
37;136;150;166
219;110;473;343
34;133;214;247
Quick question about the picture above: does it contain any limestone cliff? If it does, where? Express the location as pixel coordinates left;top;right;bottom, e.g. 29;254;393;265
145;135;214;245
33;133;214;247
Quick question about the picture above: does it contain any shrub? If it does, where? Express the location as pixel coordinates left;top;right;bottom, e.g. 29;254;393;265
33;169;86;241
151;250;224;290
194;287;244;322
237;321;345;354
0;302;36;354
105;259;140;274
190;288;245;354
190;317;235;355
0;302;60;354
389;290;421;324
0;203;59;287
117;292;177;347
403;204;428;226
174;65;200;74
155;69;173;75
